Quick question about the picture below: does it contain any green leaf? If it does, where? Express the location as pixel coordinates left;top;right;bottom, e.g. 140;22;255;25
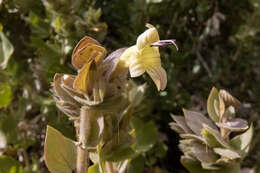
0;130;6;150
230;124;253;154
0;113;18;143
0;156;24;173
100;146;135;162
100;130;135;162
0;83;12;108
216;162;241;173
0;32;14;69
181;156;211;173
201;125;230;148
131;116;158;152
28;11;50;39
88;164;100;173
182;156;241;173
207;87;219;122
44;125;77;173
127;155;145;173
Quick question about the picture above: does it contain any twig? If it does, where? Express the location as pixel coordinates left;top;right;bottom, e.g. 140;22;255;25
195;42;213;78
22;149;32;173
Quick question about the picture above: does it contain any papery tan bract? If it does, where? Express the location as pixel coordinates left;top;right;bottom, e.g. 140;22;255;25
72;36;106;70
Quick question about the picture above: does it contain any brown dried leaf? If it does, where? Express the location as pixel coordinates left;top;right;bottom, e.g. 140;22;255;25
219;90;240;108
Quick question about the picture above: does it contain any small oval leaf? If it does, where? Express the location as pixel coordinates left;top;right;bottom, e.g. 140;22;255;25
44;126;77;173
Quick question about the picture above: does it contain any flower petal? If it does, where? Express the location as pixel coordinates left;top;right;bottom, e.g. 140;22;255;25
119;45;138;66
146;66;167;91
136;27;159;50
216;118;248;132
151;39;178;51
139;46;161;68
129;63;145;77
103;48;127;80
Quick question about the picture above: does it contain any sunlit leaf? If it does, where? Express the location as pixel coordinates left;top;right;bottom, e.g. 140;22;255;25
0;83;12;108
88;164;100;173
213;148;241;160
230;124;253;154
201;125;230;148
0;31;14;69
207;87;219;122
0;156;24;173
44;126;77;173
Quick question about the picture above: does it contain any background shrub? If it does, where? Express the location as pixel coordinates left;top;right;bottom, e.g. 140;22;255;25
0;0;260;172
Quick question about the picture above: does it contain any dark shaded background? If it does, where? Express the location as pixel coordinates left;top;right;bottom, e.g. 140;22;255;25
0;0;260;172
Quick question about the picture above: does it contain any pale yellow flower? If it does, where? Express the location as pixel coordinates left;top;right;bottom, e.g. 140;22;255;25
119;24;177;91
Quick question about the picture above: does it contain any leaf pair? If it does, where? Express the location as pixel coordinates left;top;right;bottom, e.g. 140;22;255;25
0;30;14;69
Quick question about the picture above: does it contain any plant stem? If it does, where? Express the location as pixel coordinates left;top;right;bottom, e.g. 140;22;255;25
21;149;32;173
220;113;229;140
77;106;90;173
106;162;114;173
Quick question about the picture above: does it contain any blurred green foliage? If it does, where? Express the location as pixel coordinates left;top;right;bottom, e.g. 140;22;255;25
0;0;260;172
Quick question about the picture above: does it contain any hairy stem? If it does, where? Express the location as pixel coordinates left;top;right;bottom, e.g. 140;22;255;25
220;113;229;140
77;106;90;173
